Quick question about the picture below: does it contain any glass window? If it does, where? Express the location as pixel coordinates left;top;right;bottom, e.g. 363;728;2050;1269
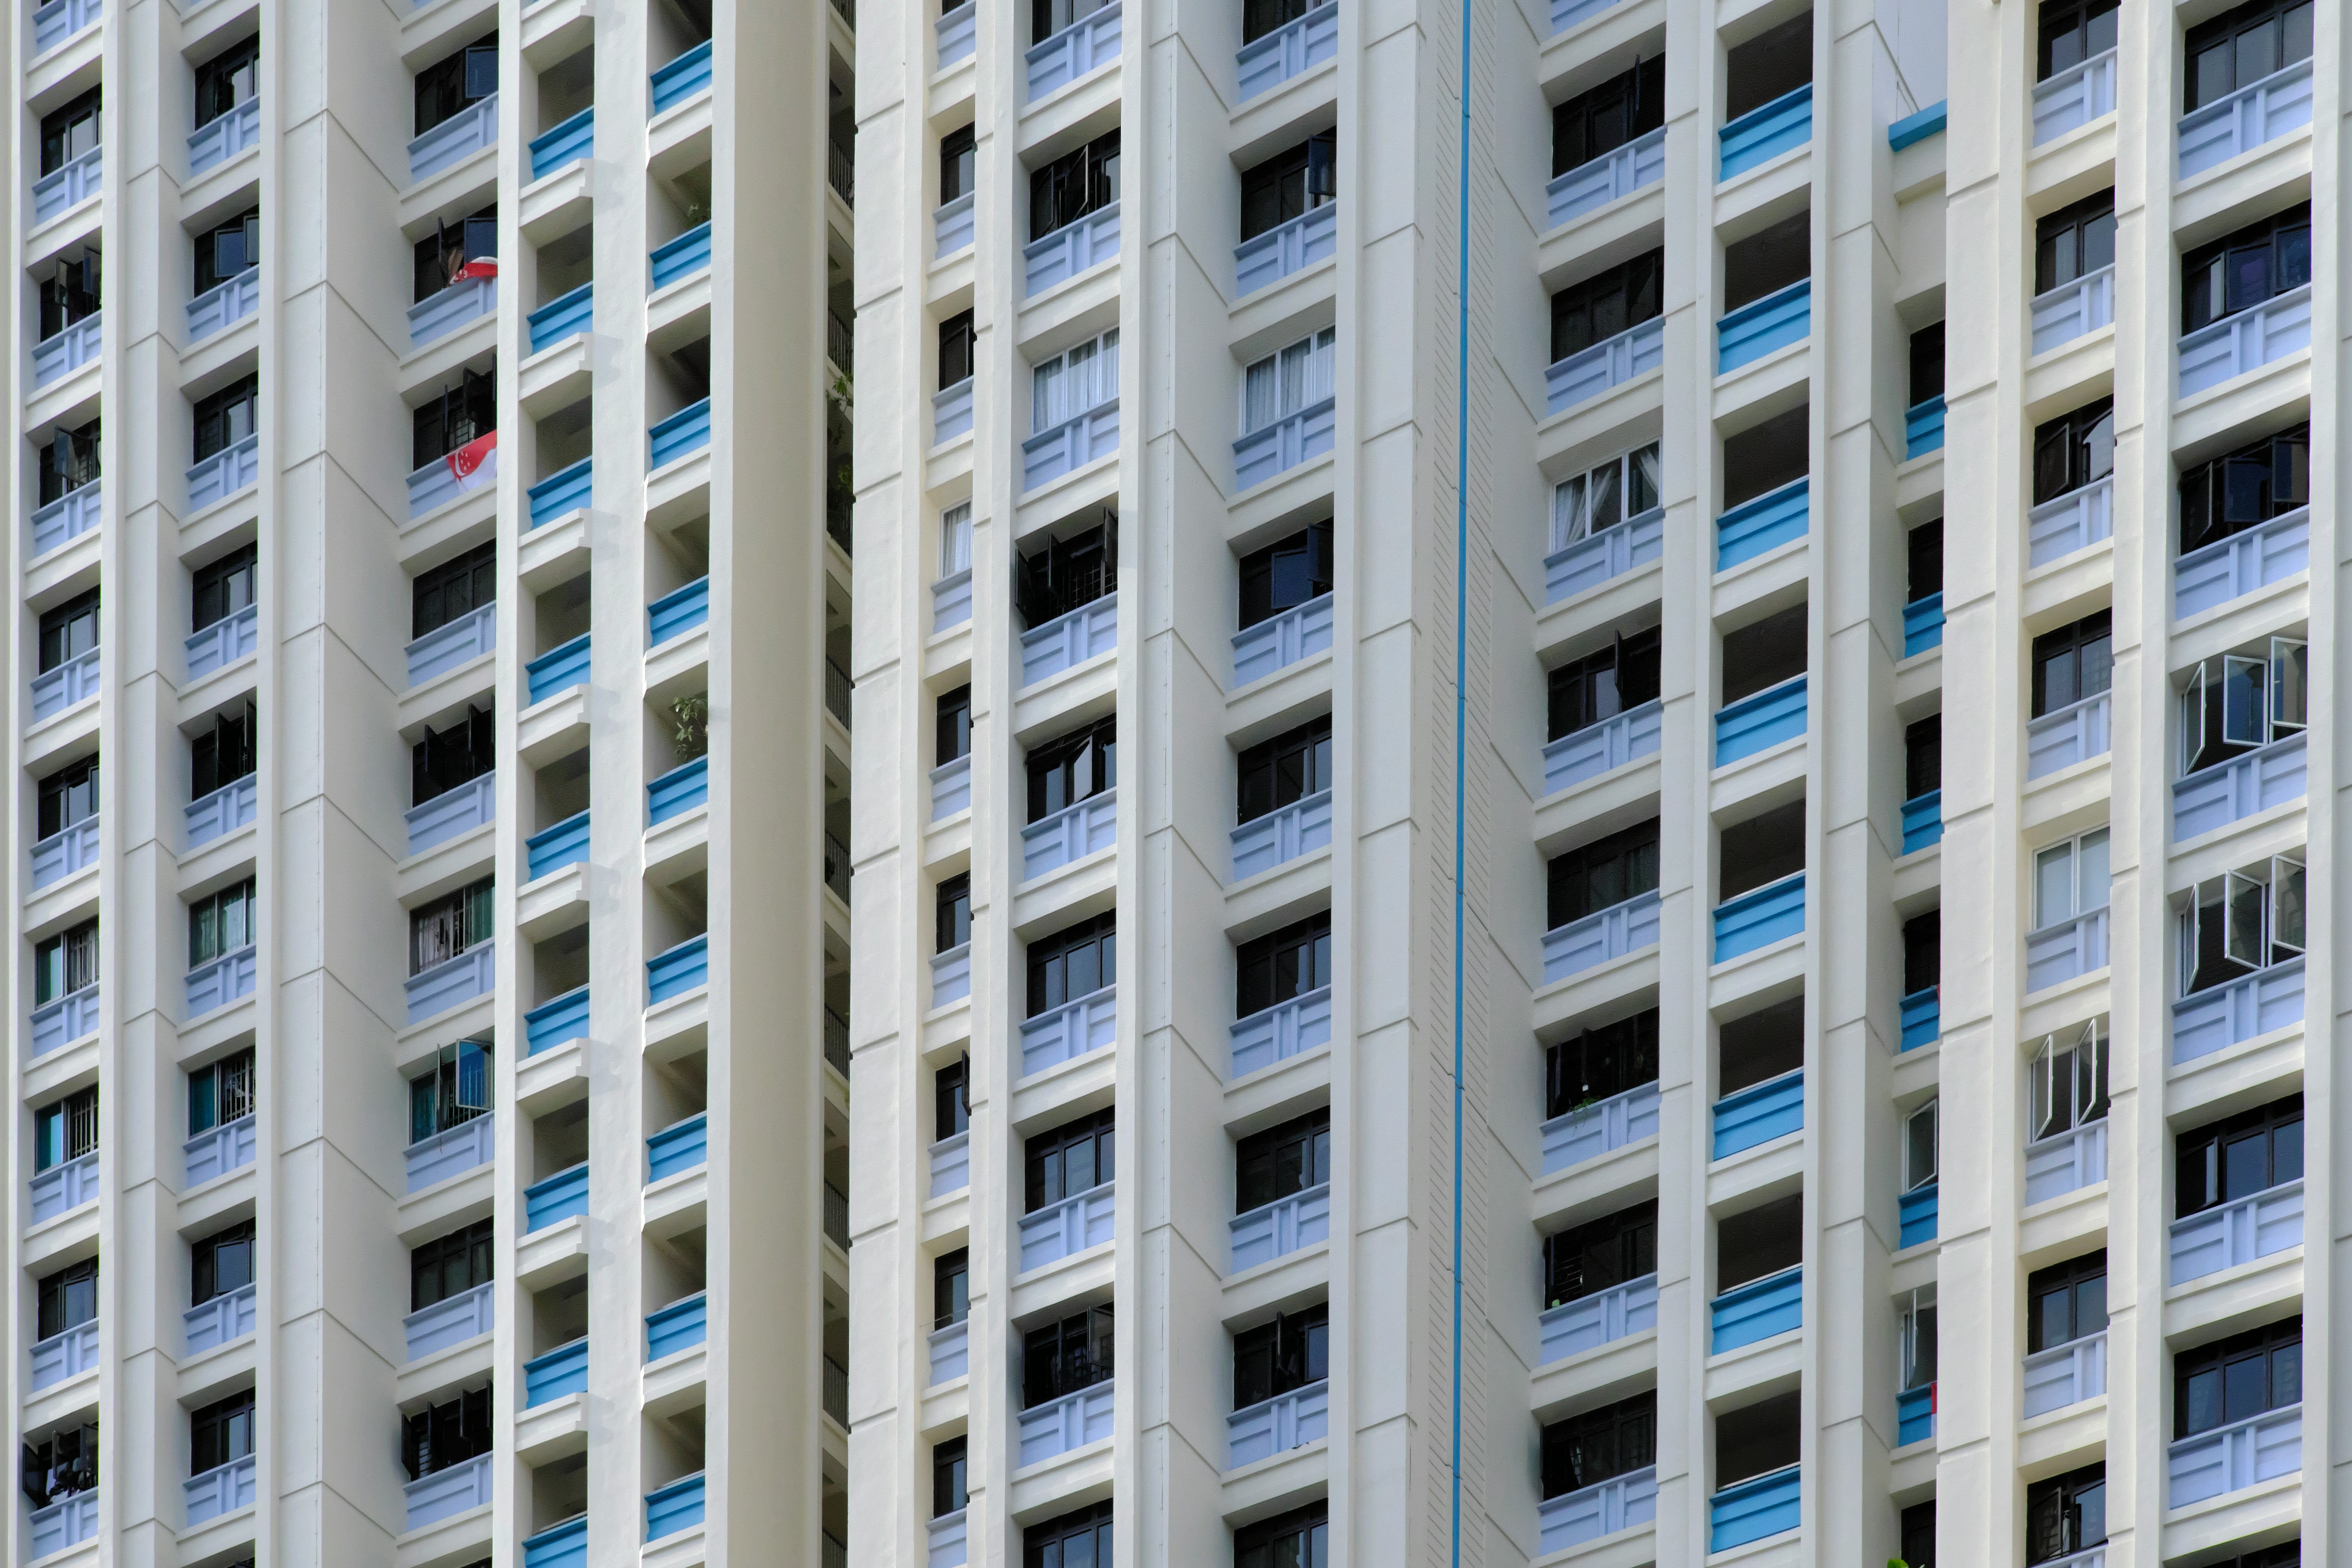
1015;510;1116;626
1238;522;1333;629
1902;910;1940;995
1024;1108;1115;1209
935;874;971;953
2036;0;2116;78
1906;518;1943;603
1028;130;1120;240
193;376;259;464
1545;1007;1660;1117
34;920;99;1006
1025;913;1115;1016
2030;610;2112;715
37;590;98;675
2180;855;2304;993
410;1217;495;1311
932;1437;968;1518
2182;204;2310;334
2025;1463;2105;1563
2177;1093;2301;1218
189;878;257;967
936;685;972;763
1232;1303;1327;1408
1900;1500;1937;1568
401;1385;493;1480
410;877;494;973
36;757;98;841
1020;1308;1114;1405
2034;190;2116;294
2179;637;2305;775
939;310;976;390
1721;211;1810;312
933;1248;969;1329
1546;819;1660;927
1547;627;1661;740
1542;1201;1655;1309
2030;399;2114;506
1022;1501;1113;1568
411;705;494;805
1241;0;1319;45
1908;321;1944;406
412;541;496;640
1238;133;1336;243
37;419;100;505
1899;1285;1937;1391
1550;251;1664;362
2025;1250;2106;1353
1241;329;1335;433
196;208;261;296
1551;442;1661;553
1553;56;1665;176
2183;0;2313;112
2028;1022;2108;1140
934;1058;969;1139
1904;714;1941;800
414;32;500;136
1030;332;1119;432
1724;12;1812;118
407;1039;491;1145
2175;1318;2300;1438
1236;1503;1329;1568
194;37;260;129
38;88;100;177
412;205;497;302
412;367;497;469
193;1219;257;1305
35;1258;98;1340
1541;1392;1655;1496
1236;1109;1330;1213
2179;422;2308;556
37;250;99;340
191;700;259;798
940;124;976;202
32;1087;98;1173
1235;914;1331;1017
22;1423;98;1507
191;1391;256;1474
189;1049;257;1138
1027;717;1116;821
2032;829;2110;930
1904;1100;1937;1190
1237;718;1333;823
194;546;258;633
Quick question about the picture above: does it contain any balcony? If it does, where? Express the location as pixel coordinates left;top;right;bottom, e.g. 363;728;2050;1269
1713;872;1803;962
527;633;591;705
1232;592;1331;687
934;567;974;632
930;1129;969;1197
185;1111;256;1188
2031;48;2115;145
930;1510;969;1568
2173;731;2305;841
1020;1379;1115;1468
651;222;713;289
648;934;710;1004
827;660;854;726
931;754;973;819
526;987;589;1055
525;1337;588;1406
1717;279;1810;373
1899;986;1937;1051
932;377;975;445
1904;396;1944;458
184;1455;257;1527
934;192;976;259
1712;1069;1802;1160
1237;0;1335;99
404;1114;491;1192
32;312;100;388
409;444;494;517
1229;1182;1327;1274
1027;0;1120;98
2175;957;2304;1063
2023;1118;2106;1206
1235;203;1337;297
1547;126;1665;230
2023;906;2107;993
29;479;101;558
1546;504;1662;605
30;982;100;1059
1541;888;1660;985
650;39;713;112
1715;674;1805;765
1709;1465;1799;1550
527;1162;590;1232
29;1318;98;1391
189;431;261;511
187;602;258;679
405;944;493;1024
2024;690;2110;779
404;1451;491;1530
2174;506;2308;620
411;274;497;350
28;1494;98;1559
186;944;257;1018
1019;982;1115;1077
2027;475;2111;568
648;1114;707;1182
408;775;495;858
647;1473;705;1543
1022;791;1116;880
1896;1384;1933;1447
1897;1182;1937;1248
1234;395;1335;490
2021;1329;2106;1419
930;1320;970;1384
408;95;498;183
526;810;589;882
1545;316;1662;416
1232;789;1331;881
1715;476;1808;569
1544;703;1660;799
651;399;712;467
1718;84;1811;179
405;1281;494;1360
2172;1178;2300;1286
31;0;99;55
937;0;976;65
1541;1080;1658;1174
530;456;592;527
2169;1405;2300;1509
530;106;594;182
2031;264;2114;355
1540;1466;1656;1554
1902;593;1943;657
29;1150;98;1224
1021;593;1117;686
408;603;496;686
189;97;261;174
2178;57;2312;179
526;283;591;355
1018;1178;1115;1271
525;1518;588;1568
1023;396;1119;489
648;1292;708;1360
1900;790;1942;854
1227;1380;1327;1469
2178;283;2311;398
1025;203;1120;297
30;647;99;723
30;818;98;890
32;143;101;225
1229;986;1331;1078
649;758;709;824
1540;1273;1656;1364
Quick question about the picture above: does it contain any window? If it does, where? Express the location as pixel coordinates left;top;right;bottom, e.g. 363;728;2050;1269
1903;1100;1937;1191
1725;12;1811;117
1906;518;1943;603
936;685;972;764
191;701;258;797
415;32;499;136
1719;997;1802;1096
2034;191;2115;294
193;1220;257;1305
1551;442;1660;553
1242;0;1319;42
934;1057;969;1139
1237;1109;1330;1213
2036;0;2115;77
21;1422;97;1507
1715;796;1802;907
1031;331;1118;433
195;36;259;129
413;367;497;469
413;206;496;302
1550;251;1663;362
34;921;99;1006
190;1048;257;1138
2180;637;2306;774
411;1218;494;1311
1238;522;1333;629
401;1385;493;1480
1028;717;1116;821
32;1087;97;1173
196;208;261;296
2177;1093;2301;1218
2179;422;2308;556
1908;321;1944;406
412;706;494;804
36;1259;97;1340
410;877;493;974
1720;603;1806;704
193;376;259;463
1904;715;1940;800
190;879;257;968
1239;133;1335;242
1023;1501;1113;1568
1715;1389;1799;1486
1236;1503;1328;1568
2025;1250;2106;1353
936;874;971;953
39;88;100;177
1541;1392;1655;1497
1237;718;1332;823
2028;1021;2107;1141
938;310;977;391
1031;0;1110;40
2183;0;2312;112
2183;205;2310;335
37;419;100;504
940;124;976;202
1545;1007;1659;1118
407;1039;490;1144
1542;1201;1655;1309
1899;1285;1936;1393
1233;1304;1326;1408
2180;854;2304;993
1902;910;1940;996
37;757;98;841
2030;399;2114;506
1243;328;1335;433
194;546;258;633
2026;1464;2105;1563
1546;819;1659;928
1722;404;1807;508
37;590;98;675
2175;1318;2300;1438
1553;56;1664;176
2032;828;2109;931
1721;211;1809;311
190;1391;255;1475
1029;130;1119;240
1899;1500;1936;1568
38;251;98;339
413;541;495;640
1021;1308;1114;1405
932;1437;967;1518
934;1248;969;1329
1547;627;1660;740
1025;1108;1115;1209
2030;611;2111;716
1026;913;1114;1015
1236;914;1331;1017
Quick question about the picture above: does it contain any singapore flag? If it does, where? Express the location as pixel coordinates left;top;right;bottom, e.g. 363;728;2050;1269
453;257;498;283
446;430;498;491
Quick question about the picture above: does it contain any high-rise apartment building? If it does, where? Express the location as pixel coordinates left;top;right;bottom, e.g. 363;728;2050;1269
9;0;855;1560
848;0;2333;1562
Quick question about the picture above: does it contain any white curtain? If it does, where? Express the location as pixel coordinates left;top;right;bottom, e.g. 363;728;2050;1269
1242;328;1335;433
939;502;972;577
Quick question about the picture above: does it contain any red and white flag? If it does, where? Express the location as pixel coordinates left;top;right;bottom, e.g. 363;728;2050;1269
454;257;498;282
445;430;498;490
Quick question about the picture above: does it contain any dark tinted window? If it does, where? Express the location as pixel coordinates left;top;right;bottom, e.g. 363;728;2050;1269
1237;718;1332;822
194;545;258;632
196;209;261;296
1543;1201;1656;1308
2179;422;2307;556
37;420;101;506
1239;133;1335;243
1548;628;1660;740
195;37;259;129
415;32;499;136
1719;996;1802;1096
2177;1094;2301;1217
1902;910;1940;994
934;1058;969;1139
1021;1308;1114;1405
936;874;971;953
1724;13;1811;118
1235;1504;1328;1568
936;685;973;763
1722;405;1808;507
193;376;259;463
1026;913;1115;1016
1547;820;1659;928
1028;717;1115;821
1023;1501;1113;1568
1900;1501;1936;1568
1017;513;1115;626
1906;518;1943;602
2025;1463;2105;1562
1241;0;1317;44
191;1391;256;1474
2182;204;2310;335
1720;603;1806;703
1905;714;1941;799
1721;210;1809;311
1029;131;1120;241
2034;190;2116;293
1238;522;1333;629
192;700;258;798
410;877;493;972
1237;1108;1330;1212
402;1385;492;1480
412;706;493;805
38;250;98;340
1542;1391;1655;1496
32;1087;97;1174
1545;1008;1659;1117
413;542;496;639
934;1249;969;1328
2176;1318;2300;1437
413;368;497;469
1551;251;1663;361
36;1259;97;1340
1233;1303;1326;1407
34;922;99;1007
2032;397;2114;504
941;125;976;202
1553;57;1664;176
2025;1250;2106;1353
940;309;976;389
932;1437;967;1518
2030;610;2111;717
36;757;98;841
414;205;497;302
39;88;100;178
2183;0;2313;112
410;1218;494;1311
1908;321;1944;405
1025;1108;1115;1209
2036;0;2116;78
1236;914;1331;1017
194;1220;257;1305
1031;0;1109;42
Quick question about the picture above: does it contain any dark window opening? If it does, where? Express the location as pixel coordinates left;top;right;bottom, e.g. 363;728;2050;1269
1016;512;1115;627
1721;603;1807;704
37;420;100;505
411;1218;495;1311
35;1259;97;1341
2025;1464;2105;1563
193;1220;257;1305
21;1422;98;1508
936;685;973;764
1719;995;1802;1097
33;921;98;1006
1722;211;1810;312
1236;914;1331;1018
408;1039;490;1144
2032;398;2115;505
36;756;98;841
1028;717;1116;821
1719;799;1804;901
940;125;976;203
934;1057;970;1139
412;706;494;805
1232;1303;1327;1408
1238;522;1333;630
1021;1307;1114;1406
1548;628;1660;741
1908;321;1945;406
1717;1191;1801;1291
940;309;976;389
2176;1318;2300;1438
189;878;256;967
413;206;497;302
410;877;493;974
1715;1389;1800;1487
2176;1094;2301;1218
1551;250;1663;363
196;208;261;297
1902;910;1940;994
1546;819;1659;928
194;545;258;633
2036;0;2116;79
1236;1504;1328;1568
1237;717;1332;823
1722;405;1808;509
413;541;496;640
195;37;260;129
39;88;100;178
1543;1391;1655;1496
2034;190;2116;294
32;1086;98;1172
932;1437;968;1519
1907;518;1944;603
1029;130;1120;241
2025;1250;2107;1353
2179;422;2307;557
1026;913;1115;1017
191;1391;255;1475
415;32;499;136
193;376;259;464
1237;1108;1330;1213
1905;714;1941;800
402;1385;493;1480
1239;133;1336;244
37;250;99;340
191;700;258;798
1025;1108;1115;1210
1023;1502;1113;1568
413;367;498;470
1553;56;1665;177
1725;13;1812;118
1545;1008;1659;1117
936;874;971;954
934;1249;969;1329
2182;204;2309;336
1544;1201;1656;1309
2183;0;2313;113
2030;610;2111;717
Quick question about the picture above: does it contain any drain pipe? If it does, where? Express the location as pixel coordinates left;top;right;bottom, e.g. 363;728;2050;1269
1449;0;1471;1558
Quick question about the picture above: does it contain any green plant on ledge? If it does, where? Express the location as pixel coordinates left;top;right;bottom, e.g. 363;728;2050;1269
671;692;709;763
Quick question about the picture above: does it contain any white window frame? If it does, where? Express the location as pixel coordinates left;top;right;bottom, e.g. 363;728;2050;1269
1030;328;1119;434
1551;441;1662;553
1240;327;1336;435
2180;637;2308;774
2032;827;2109;931
2028;1020;2106;1142
1902;1099;1937;1192
938;500;972;579
1898;1284;1936;1391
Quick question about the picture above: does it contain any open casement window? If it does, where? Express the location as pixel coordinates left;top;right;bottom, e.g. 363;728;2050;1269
1552;442;1661;552
2032;829;2109;931
2029;1021;2107;1142
2182;855;2304;993
1902;1100;1937;1192
1898;1284;1936;1391
2180;638;2307;774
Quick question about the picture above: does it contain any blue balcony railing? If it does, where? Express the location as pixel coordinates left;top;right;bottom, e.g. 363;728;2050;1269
526;634;591;705
1711;1266;1801;1352
530;107;594;181
1895;1383;1934;1446
648;1115;708;1183
1710;1465;1800;1551
1714;674;1806;765
1715;476;1808;570
1712;1069;1802;1159
528;283;592;354
524;1517;588;1568
649;577;710;645
647;1292;709;1360
525;1163;590;1232
1898;1182;1938;1248
648;758;710;824
651;399;712;467
1902;592;1944;657
1900;790;1942;854
524;1338;588;1407
526;987;589;1055
1714;871;1804;962
527;810;590;880
646;1473;706;1543
648;935;710;1004
1718;83;1812;180
1717;278;1811;372
529;457;592;527
1887;99;1947;150
651;222;713;290
1899;986;1937;1051
650;39;713;113
1905;395;1945;457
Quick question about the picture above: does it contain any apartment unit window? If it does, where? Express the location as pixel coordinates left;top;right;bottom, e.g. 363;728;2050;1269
1546;819;1659;928
2027;1465;2105;1562
1029;717;1115;820
2031;399;2114;508
1243;328;1335;433
401;1386;493;1480
190;1049;256;1138
36;1259;97;1341
33;1087;97;1173
940;310;976;389
192;701;258;798
37;757;98;840
932;1437;967;1519
937;685;972;765
1236;914;1331;1017
2030;611;2110;716
1237;1109;1329;1212
1029;130;1119;240
413;706;494;804
1017;512;1117;628
1550;250;1662;362
412;1218;494;1311
193;1220;257;1306
2184;205;2309;335
2176;1318;2300;1436
1553;442;1660;552
1721;602;1806;705
1904;715;1940;799
934;1249;969;1329
190;879;257;968
1023;1501;1113;1568
1907;518;1943;604
1032;332;1117;439
38;251;98;339
2034;191;2115;293
1234;1303;1326;1408
1237;718;1331;823
1720;996;1801;1097
2036;0;2114;76
941;124;975;202
1022;1308;1114;1406
21;1423;97;1508
1904;1100;1937;1193
1238;522;1332;629
1547;1007;1658;1118
1899;1501;1936;1568
1725;12;1810;116
414;206;496;302
2033;827;2109;935
1239;132;1335;242
39;88;100;176
1548;628;1659;740
2183;0;2312;112
2026;1250;2106;1354
1722;211;1809;311
1543;1201;1655;1310
1553;56;1664;176
2180;637;2306;774
1026;1108;1114;1209
410;877;493;975
38;420;100;504
414;367;496;469
935;1058;969;1139
2029;1021;2107;1140
196;209;260;297
415;31;498;135
1027;913;1114;1015
34;921;99;1006
2178;1094;2301;1218
1236;1504;1328;1568
2180;422;2308;556
413;542;495;640
1542;1392;1655;1497
1909;321;1944;406
2180;854;2304;992
1902;910;1939;997
940;503;973;580
195;36;259;128
408;1039;490;1144
39;590;98;675
1722;404;1807;511
936;874;971;953
1899;1286;1936;1396
191;1391;255;1475
193;376;259;463
194;546;258;634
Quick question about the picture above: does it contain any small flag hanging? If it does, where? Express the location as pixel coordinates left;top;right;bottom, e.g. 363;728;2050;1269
445;429;498;490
